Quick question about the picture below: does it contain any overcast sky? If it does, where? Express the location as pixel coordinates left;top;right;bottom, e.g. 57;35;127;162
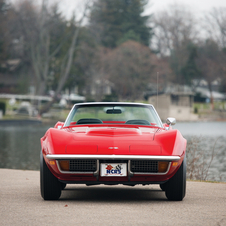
10;0;226;19
57;0;226;18
149;0;226;12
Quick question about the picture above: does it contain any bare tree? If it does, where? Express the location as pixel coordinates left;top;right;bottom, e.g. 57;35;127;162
39;5;90;114
102;40;171;101
152;4;198;57
196;40;223;109
204;7;226;49
14;0;91;114
152;4;199;84
0;0;11;63
203;8;226;97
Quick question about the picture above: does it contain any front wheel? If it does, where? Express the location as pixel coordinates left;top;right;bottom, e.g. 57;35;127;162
165;155;186;201
40;151;61;200
60;182;66;190
159;183;167;191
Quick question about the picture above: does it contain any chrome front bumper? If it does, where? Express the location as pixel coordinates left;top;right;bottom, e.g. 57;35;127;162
46;154;180;177
46;154;180;161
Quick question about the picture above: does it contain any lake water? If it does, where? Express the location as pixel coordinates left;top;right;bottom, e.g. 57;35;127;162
173;121;226;137
0;121;225;181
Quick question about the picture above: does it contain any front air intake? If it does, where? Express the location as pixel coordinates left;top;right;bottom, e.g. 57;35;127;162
69;159;97;172
130;160;159;173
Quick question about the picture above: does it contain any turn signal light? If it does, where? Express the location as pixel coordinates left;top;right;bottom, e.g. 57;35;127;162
158;161;169;173
59;160;70;171
49;160;55;165
172;162;178;167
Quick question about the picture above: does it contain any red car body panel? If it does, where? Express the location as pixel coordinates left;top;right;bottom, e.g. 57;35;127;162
41;121;186;185
40;102;187;201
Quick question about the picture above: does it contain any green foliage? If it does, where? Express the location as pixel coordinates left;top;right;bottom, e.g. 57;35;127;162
194;106;198;114
219;77;226;93
194;92;206;103
198;39;220;59
16;74;29;94
0;0;10;13
102;93;118;102
117;29;141;45
181;43;201;85
0;0;11;62
85;97;95;102
89;0;152;48
0;101;6;115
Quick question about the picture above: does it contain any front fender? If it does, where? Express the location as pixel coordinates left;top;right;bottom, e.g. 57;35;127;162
154;129;186;157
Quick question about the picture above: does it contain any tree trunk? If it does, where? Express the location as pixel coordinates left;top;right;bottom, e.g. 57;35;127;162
39;2;89;115
208;81;214;110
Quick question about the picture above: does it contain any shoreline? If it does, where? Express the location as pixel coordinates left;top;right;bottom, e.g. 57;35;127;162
0;119;42;125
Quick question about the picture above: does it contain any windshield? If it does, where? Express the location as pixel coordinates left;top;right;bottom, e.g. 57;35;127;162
64;104;162;127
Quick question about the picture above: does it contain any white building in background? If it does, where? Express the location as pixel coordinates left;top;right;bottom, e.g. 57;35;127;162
195;87;225;101
148;84;198;121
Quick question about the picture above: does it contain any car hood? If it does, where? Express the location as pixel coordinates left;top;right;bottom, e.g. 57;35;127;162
68;126;160;155
43;126;164;155
42;126;185;156
71;126;158;136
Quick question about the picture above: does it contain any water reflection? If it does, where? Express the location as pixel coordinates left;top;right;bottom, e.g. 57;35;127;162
0;124;51;170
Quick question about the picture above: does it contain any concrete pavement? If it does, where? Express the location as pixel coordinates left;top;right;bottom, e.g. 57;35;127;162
0;169;226;225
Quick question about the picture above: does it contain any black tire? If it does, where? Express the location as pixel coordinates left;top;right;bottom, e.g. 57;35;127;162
165;155;186;201
60;182;66;190
160;183;167;191
40;151;61;200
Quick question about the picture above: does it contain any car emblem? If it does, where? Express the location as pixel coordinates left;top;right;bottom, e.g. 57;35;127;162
108;147;118;149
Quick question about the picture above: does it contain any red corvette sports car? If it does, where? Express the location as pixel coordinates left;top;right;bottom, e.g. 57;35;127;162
40;102;186;201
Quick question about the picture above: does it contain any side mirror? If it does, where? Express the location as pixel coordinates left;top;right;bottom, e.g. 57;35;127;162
166;117;176;126
54;121;64;129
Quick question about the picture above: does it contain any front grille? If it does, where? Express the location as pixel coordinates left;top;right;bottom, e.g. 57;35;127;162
69;160;97;172
130;160;158;173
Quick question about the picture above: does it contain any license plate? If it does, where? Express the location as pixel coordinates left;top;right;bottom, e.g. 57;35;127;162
100;163;127;177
